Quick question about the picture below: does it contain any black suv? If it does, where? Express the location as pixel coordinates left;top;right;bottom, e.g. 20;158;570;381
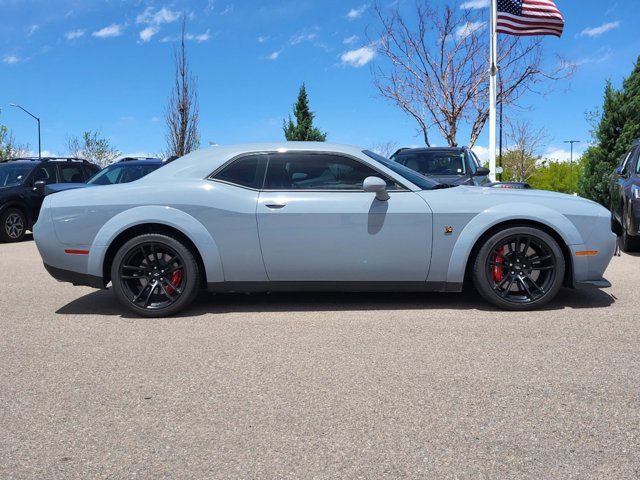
0;157;100;242
390;147;491;186
610;139;640;251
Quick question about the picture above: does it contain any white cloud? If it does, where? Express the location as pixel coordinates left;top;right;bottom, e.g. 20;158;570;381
343;35;358;45
580;21;620;38
543;147;584;163
257;35;269;43
139;26;158;43
267;50;281;60
290;28;319;45
136;6;180;25
65;29;85;40
346;4;368;20
219;4;234;15
185;29;212;43
340;45;375;67
460;0;489;9
92;24;122;38
28;25;39;36
2;55;20;64
472;145;489;163
455;21;486;40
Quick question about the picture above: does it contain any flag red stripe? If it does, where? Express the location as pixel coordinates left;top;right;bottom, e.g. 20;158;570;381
497;19;563;32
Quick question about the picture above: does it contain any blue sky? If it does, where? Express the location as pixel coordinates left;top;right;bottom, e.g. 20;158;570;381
1;0;639;161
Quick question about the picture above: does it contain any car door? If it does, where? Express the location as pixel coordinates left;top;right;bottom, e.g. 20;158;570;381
256;152;432;282
26;163;58;222
611;149;634;220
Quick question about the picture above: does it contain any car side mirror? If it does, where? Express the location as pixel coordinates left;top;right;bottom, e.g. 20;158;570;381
33;180;46;193
363;176;390;201
615;166;624;176
474;167;490;177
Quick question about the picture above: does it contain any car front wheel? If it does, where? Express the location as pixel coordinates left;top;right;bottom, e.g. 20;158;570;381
620;207;640;252
472;226;565;310
111;233;201;317
0;208;27;243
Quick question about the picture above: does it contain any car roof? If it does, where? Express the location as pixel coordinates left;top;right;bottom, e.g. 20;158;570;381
145;142;371;181
111;158;163;166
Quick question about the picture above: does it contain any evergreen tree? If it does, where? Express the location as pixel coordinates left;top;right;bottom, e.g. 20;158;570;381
579;57;640;206
283;83;327;141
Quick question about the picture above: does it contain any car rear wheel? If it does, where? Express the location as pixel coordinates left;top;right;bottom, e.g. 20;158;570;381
0;208;27;243
472;226;565;310
111;233;200;317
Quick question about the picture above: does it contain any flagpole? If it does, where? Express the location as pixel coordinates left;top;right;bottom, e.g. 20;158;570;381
488;0;498;182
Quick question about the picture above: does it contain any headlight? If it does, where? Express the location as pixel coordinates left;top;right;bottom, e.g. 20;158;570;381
632;184;640;200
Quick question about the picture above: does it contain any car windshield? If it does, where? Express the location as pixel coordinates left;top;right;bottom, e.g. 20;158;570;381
394;151;466;176
87;163;160;185
0;163;34;187
362;150;441;190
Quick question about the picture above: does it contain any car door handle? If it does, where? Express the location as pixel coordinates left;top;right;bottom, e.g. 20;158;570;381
265;203;286;209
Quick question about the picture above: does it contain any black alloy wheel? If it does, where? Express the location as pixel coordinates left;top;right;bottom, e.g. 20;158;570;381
111;233;200;317
0;208;26;243
473;226;565;310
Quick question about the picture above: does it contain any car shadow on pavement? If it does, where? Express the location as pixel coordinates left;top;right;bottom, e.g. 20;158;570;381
56;285;615;318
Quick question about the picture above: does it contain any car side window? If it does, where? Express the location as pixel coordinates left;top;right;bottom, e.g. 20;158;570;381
467;151;477;174
264;153;400;191
32;164;58;184
620;150;633;175
212;154;267;189
59;164;85;183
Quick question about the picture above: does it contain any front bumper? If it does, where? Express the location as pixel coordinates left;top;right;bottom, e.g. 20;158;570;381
44;263;104;288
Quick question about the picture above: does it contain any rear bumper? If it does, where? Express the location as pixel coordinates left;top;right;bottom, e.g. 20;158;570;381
43;263;104;289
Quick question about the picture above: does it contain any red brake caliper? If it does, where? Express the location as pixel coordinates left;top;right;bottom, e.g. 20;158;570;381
492;246;505;283
166;269;183;295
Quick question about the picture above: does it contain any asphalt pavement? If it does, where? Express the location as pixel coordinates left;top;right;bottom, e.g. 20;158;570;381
1;238;638;479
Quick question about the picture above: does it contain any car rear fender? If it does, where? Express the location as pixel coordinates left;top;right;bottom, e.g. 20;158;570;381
444;203;583;284
86;205;224;282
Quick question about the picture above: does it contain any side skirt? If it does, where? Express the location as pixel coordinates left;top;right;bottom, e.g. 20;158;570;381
207;281;463;294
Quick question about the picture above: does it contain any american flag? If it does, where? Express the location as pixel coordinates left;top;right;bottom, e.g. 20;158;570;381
497;0;565;37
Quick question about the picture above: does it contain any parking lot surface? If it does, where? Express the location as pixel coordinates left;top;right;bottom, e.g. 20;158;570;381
1;239;639;479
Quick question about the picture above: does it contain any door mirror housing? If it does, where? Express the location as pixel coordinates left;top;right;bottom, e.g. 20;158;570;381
363;176;390;201
615;166;624;176
474;167;491;177
33;180;46;193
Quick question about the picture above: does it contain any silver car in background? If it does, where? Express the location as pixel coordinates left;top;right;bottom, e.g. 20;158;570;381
34;142;616;317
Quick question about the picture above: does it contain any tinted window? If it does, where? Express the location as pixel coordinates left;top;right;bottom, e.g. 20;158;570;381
87;164;160;185
362;150;440;191
394;151;466;175
32;164;57;184
0;163;33;187
59;164;85;183
213;155;267;189
264;153;398;190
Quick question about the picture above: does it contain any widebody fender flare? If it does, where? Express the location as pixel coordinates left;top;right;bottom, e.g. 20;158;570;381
445;203;583;284
86;205;224;282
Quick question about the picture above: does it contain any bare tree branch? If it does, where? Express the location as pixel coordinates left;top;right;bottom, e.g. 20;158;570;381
165;16;200;157
371;1;573;148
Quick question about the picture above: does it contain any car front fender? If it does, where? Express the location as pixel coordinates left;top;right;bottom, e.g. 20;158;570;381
445;203;583;284
86;205;224;283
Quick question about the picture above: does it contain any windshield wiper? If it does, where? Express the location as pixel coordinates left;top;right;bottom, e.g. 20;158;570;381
431;183;459;190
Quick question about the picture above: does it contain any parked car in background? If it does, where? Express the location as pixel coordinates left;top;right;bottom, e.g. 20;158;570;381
610;139;640;251
390;147;491;186
34;142;615;317
489;181;532;190
0;157;100;242
45;157;166;196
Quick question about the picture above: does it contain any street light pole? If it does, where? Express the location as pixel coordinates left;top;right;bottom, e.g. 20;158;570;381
564;140;580;194
10;103;41;159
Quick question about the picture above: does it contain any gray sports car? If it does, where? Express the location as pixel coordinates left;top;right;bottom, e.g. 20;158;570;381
34;142;616;317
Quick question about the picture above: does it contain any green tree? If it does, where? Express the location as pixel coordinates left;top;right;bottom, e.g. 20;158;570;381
579;57;640;206
66;130;120;167
529;160;583;194
283;83;326;141
0;124;29;162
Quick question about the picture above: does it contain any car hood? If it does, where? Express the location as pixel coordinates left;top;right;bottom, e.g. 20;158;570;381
0;184;23;200
44;183;91;195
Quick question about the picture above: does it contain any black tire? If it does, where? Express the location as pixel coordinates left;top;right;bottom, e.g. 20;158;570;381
0;208;27;243
111;233;201;317
472;226;565;311
620;208;640;252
